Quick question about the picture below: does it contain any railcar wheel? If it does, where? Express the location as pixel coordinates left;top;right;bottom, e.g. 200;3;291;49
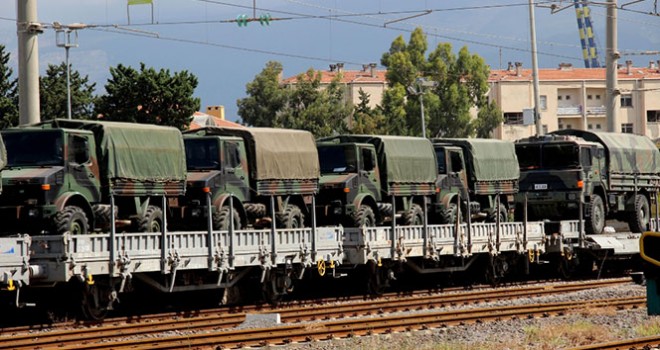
628;194;650;233
485;255;508;287
55;206;89;235
81;282;112;321
278;204;304;229
353;205;376;227
366;260;387;295
213;206;242;230
585;195;605;235
402;203;424;226
138;205;163;232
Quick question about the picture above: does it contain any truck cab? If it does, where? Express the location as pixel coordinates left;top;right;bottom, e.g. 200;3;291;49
174;135;250;229
433;144;469;223
316;142;381;226
0;128;100;234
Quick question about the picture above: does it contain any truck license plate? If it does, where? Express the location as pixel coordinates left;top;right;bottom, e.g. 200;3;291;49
534;184;548;190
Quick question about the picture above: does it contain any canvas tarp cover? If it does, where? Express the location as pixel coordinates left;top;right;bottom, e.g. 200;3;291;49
188;126;319;180
37;119;186;182
552;129;660;174
318;135;436;184
438;138;520;182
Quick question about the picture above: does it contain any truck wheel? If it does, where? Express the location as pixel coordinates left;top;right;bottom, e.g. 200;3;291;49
278;204;304;229
55;206;89;235
628;194;650;233
139;205;163;232
402;203;424;226
353;205;376;227
441;203;461;225
214;206;242;230
487;205;508;223
585;195;605;235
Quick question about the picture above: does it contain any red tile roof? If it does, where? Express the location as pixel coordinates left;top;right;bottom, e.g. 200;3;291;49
490;66;660;82
282;69;387;84
189;111;243;130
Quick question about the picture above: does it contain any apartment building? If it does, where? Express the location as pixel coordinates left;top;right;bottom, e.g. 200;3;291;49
491;61;660;141
282;61;660;142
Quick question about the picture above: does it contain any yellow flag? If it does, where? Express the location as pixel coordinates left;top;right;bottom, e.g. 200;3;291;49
128;0;152;5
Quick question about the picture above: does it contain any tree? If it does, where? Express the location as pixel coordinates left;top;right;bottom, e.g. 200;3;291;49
380;28;503;138
349;89;386;134
0;45;18;129
237;62;352;138
96;63;200;130
237;61;288;127
40;62;97;120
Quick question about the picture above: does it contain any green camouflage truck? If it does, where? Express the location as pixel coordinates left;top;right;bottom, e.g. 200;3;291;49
432;138;519;224
315;135;437;227
175;126;319;229
515;129;660;234
0;119;187;235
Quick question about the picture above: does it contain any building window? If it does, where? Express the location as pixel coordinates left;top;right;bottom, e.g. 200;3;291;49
540;95;547;110
504;112;524;125
587;95;593;100
596;95;601;100
588;124;593;129
648;110;660;123
596;124;601;129
566;124;573;129
621;123;633;133
621;94;633;107
558;123;564;130
566;95;571;100
558;96;562;100
542;125;548;134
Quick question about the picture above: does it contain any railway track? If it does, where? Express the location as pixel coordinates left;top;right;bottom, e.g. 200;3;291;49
0;278;634;349
568;336;660;350
23;296;646;350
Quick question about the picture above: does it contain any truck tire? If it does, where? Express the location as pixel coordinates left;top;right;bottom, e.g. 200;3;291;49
93;204;114;232
441;203;461;225
139;205;164;232
353;205;376;227
214;206;242;230
487;205;508;223
628;194;650;233
277;204;304;229
402;203;424;226
244;203;266;221
585;195;605;235
55;205;89;235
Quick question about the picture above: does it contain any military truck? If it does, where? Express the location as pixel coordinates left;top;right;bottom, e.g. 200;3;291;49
175;126;319;229
315;135;437;227
515;129;660;234
432;138;519;224
0;119;187;235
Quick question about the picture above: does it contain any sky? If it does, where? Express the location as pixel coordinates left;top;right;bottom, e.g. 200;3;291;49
1;0;659;122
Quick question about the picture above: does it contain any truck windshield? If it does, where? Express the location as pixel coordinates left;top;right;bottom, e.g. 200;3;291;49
516;143;580;170
185;138;220;170
3;130;64;167
318;145;357;174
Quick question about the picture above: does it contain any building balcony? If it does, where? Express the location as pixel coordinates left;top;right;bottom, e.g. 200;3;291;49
586;106;606;115
557;106;582;115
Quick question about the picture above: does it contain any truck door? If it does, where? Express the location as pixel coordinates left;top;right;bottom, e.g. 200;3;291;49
68;134;101;202
359;145;380;200
580;146;593;192
223;140;249;200
448;149;469;199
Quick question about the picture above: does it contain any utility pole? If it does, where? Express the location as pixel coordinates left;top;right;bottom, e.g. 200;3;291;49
529;0;543;136
606;0;619;132
17;0;42;125
55;27;79;120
